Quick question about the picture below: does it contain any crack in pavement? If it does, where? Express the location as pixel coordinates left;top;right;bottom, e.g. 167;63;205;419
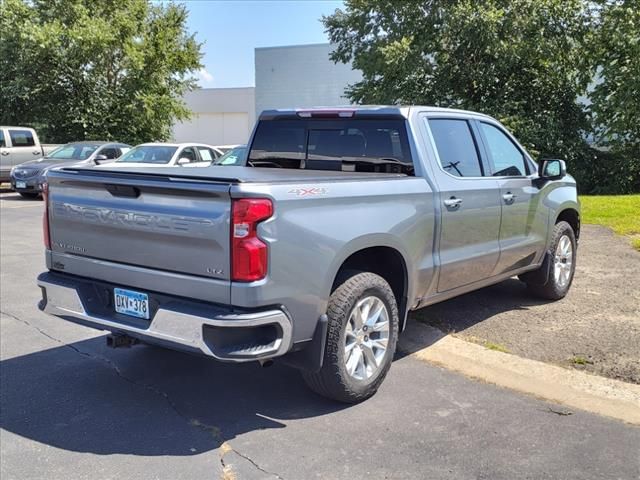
2;310;286;480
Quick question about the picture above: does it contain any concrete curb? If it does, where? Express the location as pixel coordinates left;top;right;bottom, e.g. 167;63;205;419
398;321;640;425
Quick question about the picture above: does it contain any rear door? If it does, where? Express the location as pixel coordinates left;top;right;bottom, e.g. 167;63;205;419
47;170;233;292
424;116;502;292
7;129;42;165
477;121;548;272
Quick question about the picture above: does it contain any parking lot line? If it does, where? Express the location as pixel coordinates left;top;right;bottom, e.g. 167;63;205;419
0;203;43;209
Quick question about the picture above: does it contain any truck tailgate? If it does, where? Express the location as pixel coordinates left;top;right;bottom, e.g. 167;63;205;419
46;169;232;297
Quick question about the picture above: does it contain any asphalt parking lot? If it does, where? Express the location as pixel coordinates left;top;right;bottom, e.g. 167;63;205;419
1;190;639;480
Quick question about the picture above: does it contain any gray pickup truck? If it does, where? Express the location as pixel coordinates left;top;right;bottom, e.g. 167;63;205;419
37;106;580;402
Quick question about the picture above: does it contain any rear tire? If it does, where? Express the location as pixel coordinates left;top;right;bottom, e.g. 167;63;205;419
302;272;399;403
523;221;576;300
19;192;40;199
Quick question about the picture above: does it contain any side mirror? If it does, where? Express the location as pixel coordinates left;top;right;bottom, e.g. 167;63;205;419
94;154;109;164
539;159;566;180
177;157;191;166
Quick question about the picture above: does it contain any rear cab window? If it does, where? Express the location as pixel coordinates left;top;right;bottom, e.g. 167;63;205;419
248;117;414;175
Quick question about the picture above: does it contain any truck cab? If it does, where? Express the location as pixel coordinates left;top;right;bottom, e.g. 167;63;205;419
0;127;45;182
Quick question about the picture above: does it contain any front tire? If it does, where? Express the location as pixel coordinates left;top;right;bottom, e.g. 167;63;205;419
302;272;399;403
523;221;577;300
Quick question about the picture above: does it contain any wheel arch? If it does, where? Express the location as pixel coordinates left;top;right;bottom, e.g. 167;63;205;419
556;207;580;240
328;239;411;332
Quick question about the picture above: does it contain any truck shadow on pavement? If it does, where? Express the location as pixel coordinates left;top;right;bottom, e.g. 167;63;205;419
1;279;548;457
0;337;348;456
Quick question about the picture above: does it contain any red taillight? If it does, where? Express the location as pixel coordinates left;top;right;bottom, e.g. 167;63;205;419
42;182;51;249
231;198;273;282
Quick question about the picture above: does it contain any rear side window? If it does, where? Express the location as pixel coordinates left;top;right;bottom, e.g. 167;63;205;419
248;119;414;174
197;147;215;162
9;129;35;147
480;122;528;176
428;119;482;177
0;130;5;148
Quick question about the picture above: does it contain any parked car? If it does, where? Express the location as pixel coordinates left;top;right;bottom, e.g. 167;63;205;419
109;143;221;168
10;141;130;198
214;145;246;166
0;126;60;183
37;106;580;403
214;144;241;155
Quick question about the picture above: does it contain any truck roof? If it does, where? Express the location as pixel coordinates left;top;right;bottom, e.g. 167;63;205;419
258;105;494;121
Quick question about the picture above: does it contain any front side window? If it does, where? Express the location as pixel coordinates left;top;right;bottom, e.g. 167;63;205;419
428;119;482;177
99;147;119;159
47;144;100;160
9;129;35;147
480;123;527;176
179;147;197;163
117;146;178;164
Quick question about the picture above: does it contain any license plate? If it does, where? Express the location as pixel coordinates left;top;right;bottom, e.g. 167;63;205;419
114;288;149;319
16;181;26;189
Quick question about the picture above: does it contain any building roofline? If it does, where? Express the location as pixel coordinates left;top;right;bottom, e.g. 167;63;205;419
255;42;330;51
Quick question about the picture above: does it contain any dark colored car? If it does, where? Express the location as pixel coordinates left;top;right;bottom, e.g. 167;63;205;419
10;141;130;198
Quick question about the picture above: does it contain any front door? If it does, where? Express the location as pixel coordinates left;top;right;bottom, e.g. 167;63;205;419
425;117;502;292
477;121;548;273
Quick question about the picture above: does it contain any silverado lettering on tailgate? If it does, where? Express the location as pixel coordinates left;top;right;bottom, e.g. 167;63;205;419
52;202;218;238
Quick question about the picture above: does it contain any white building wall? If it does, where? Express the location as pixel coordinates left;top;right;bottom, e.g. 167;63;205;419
255;43;362;117
172;87;255;145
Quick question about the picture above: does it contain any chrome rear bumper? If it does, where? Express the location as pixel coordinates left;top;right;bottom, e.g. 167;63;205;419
37;272;293;362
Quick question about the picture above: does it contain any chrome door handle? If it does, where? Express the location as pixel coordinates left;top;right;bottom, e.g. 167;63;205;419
33;151;41;155
444;197;463;209
0;151;9;156
502;192;516;204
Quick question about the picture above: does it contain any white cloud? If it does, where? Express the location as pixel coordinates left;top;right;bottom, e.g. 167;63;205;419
198;68;214;85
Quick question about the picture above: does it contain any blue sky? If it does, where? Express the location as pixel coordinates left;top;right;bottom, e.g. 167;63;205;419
178;0;345;88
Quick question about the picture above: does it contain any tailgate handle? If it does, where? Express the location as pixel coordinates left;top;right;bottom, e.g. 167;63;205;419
105;184;141;198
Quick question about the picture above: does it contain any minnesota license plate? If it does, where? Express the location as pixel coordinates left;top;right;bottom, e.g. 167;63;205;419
114;288;149;319
16;181;26;189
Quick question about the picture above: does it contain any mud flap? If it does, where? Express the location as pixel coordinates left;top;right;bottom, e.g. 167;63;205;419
519;252;552;286
280;314;328;373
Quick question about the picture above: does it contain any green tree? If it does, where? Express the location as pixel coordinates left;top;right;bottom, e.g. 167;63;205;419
323;0;592;165
0;0;202;144
575;0;640;194
588;1;640;151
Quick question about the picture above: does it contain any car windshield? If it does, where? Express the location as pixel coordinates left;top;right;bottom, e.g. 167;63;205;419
46;144;100;161
215;146;247;166
116;145;178;164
